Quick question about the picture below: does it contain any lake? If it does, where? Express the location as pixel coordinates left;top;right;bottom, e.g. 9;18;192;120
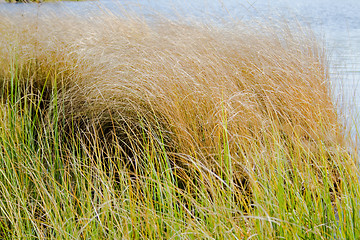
1;0;360;135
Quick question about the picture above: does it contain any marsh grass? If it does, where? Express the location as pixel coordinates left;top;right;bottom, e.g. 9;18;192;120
0;11;359;239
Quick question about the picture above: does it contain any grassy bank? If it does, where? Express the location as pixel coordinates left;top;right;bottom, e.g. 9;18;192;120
0;11;359;239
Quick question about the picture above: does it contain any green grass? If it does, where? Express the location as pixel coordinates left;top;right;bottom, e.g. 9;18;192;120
0;11;359;239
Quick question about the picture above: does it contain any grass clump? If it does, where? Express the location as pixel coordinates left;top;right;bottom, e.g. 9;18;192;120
0;11;358;239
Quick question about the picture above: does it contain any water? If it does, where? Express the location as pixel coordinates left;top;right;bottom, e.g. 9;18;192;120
1;0;360;130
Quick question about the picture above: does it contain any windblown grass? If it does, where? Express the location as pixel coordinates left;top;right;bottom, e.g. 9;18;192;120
0;11;358;239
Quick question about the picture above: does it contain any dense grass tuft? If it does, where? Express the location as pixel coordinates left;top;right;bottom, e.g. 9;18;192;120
0;11;358;239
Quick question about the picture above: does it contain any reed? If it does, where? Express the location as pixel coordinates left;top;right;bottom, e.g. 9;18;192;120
0;11;358;239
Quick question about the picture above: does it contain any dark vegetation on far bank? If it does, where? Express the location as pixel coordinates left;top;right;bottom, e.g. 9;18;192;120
4;0;83;3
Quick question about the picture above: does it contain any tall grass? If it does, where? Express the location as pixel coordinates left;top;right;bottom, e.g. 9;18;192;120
0;11;358;239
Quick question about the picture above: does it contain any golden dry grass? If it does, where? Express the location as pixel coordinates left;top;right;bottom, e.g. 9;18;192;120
0;13;347;189
1;9;359;239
